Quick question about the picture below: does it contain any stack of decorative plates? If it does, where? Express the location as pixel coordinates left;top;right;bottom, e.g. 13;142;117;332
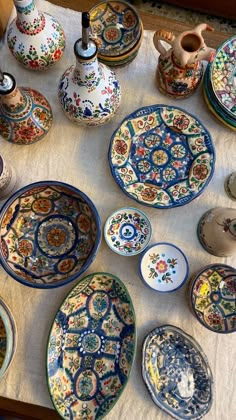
89;0;143;67
203;35;236;131
0;297;16;380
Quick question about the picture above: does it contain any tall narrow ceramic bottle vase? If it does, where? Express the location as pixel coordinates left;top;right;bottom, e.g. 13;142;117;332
7;0;65;70
0;71;53;145
153;23;215;98
58;12;121;126
197;207;236;257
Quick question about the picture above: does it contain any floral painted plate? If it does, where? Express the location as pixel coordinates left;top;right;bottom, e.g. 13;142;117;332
210;35;236;119
108;105;215;209
47;272;136;419
0;297;17;380
104;207;152;256
89;0;142;57
189;264;236;333
142;325;213;420
0;181;101;289
139;242;189;292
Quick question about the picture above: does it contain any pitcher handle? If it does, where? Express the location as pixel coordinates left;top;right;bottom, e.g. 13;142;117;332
153;29;175;56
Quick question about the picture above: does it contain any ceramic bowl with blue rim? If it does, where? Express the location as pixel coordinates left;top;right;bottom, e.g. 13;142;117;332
0;297;16;380
47;272;136;419
0;181;101;288
108;104;215;209
89;0;142;58
142;325;213;420
104;207;152;256
139;242;189;292
189;264;236;334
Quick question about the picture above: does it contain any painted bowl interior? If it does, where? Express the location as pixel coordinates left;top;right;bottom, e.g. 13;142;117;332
210;35;236;119
142;325;213;420
139;243;189;292
104;207;152;256
90;0;142;57
189;264;236;333
109;105;215;209
0;182;101;288
47;272;136;419
0;298;16;379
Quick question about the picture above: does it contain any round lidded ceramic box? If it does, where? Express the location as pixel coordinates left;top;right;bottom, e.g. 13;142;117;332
0;297;17;380
139;242;189;292
104;207;152;256
188;264;236;333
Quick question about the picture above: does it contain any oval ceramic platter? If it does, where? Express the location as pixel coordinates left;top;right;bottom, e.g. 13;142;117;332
210;35;236;119
47;272;136;419
108;105;215;209
104;207;152;256
142;325;213;420
189;264;236;334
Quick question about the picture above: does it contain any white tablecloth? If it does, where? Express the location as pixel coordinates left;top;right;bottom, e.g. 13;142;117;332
0;1;235;419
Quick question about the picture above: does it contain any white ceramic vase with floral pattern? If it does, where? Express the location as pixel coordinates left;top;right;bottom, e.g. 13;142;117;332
7;0;66;70
0;72;53;145
58;22;121;126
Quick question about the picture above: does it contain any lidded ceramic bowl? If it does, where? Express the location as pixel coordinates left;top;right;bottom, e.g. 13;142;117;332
188;264;236;333
0;181;101;288
104;207;152;256
0;297;17;380
139;242;189;292
89;0;143;66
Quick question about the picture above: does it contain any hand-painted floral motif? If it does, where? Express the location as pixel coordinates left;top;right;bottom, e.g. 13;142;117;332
7;0;65;70
210;35;236;118
140;243;189;292
142;325;213;419
58;51;121;126
109;105;215;208
190;264;236;333
0;182;101;288
47;272;136;419
104;207;152;256
90;1;140;57
0;86;52;145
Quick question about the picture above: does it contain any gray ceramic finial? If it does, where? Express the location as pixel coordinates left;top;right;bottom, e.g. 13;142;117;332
0;70;15;95
74;12;97;59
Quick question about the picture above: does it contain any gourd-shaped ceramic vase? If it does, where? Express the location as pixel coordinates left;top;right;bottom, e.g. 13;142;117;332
153;23;215;98
0;71;53;145
197;207;236;257
58;12;121;126
7;0;65;70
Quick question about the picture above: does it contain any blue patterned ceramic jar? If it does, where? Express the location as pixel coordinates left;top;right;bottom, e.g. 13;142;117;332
58;13;121;126
7;0;65;70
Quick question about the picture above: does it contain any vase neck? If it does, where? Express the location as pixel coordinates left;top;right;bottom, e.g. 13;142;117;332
14;0;45;35
73;55;103;87
0;86;28;115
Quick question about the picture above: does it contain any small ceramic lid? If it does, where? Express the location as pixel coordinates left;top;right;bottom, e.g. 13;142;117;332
139;242;189;292
189;264;236;333
104;207;152;256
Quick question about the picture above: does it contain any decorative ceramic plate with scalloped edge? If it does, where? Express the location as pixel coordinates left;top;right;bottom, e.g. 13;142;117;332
47;272;136;420
109;105;215;209
104;207;152;256
189;264;236;333
0;297;16;380
142;325;213;420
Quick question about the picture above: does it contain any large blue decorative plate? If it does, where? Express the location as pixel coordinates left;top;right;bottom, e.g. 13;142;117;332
142;325;213;420
47;272;136;419
109;105;215;208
